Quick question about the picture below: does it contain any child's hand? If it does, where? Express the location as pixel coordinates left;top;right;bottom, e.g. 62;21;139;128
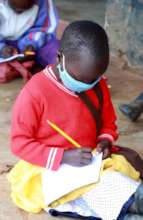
62;148;93;167
96;140;112;159
0;46;18;58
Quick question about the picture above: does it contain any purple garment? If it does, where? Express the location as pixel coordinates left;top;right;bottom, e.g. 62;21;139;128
36;37;60;66
7;37;60;67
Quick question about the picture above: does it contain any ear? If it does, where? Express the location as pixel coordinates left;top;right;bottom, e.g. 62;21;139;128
55;51;61;64
57;51;62;62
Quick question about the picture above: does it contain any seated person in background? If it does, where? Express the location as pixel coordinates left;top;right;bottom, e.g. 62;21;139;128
0;0;59;67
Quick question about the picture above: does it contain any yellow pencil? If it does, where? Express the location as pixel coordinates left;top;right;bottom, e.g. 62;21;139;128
25;51;35;56
47;120;81;148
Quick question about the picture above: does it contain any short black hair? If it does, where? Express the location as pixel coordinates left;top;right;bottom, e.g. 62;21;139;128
60;20;109;73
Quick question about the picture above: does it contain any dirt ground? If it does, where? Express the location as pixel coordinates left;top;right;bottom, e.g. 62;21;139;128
0;0;143;220
55;0;106;24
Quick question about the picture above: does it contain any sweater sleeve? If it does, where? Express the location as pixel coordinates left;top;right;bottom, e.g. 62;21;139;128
97;79;118;143
11;87;64;170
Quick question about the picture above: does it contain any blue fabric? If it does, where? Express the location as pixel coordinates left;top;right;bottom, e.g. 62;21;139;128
136;92;143;101
0;41;5;51
0;35;6;51
117;194;135;220
18;32;47;51
49;209;102;220
49;195;135;220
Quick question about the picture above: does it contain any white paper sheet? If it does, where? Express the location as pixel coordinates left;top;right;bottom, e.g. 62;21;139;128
0;54;24;63
42;153;103;206
82;171;140;220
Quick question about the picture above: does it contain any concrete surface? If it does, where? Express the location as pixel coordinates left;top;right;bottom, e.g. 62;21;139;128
0;0;143;219
55;0;106;25
105;0;143;67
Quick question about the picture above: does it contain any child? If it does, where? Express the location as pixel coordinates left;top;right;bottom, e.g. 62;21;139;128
0;0;59;67
9;21;143;220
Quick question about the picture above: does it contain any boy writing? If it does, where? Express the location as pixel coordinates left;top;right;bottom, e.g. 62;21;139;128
9;21;143;220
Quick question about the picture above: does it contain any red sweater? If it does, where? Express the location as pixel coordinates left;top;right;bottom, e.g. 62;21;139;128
11;65;118;170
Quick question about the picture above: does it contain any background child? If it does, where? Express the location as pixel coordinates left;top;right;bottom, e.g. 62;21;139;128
0;0;59;67
9;21;143;219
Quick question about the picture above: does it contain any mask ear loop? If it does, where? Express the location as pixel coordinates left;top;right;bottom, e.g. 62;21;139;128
62;54;66;71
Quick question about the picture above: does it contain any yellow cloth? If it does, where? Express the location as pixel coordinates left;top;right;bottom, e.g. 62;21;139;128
7;161;46;213
8;154;140;213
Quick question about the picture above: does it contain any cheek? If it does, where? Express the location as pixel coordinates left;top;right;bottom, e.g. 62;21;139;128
65;61;98;83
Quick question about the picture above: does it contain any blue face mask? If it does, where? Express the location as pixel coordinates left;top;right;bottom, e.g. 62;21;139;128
57;55;101;93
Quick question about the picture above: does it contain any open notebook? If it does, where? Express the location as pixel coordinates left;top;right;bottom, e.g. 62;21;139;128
0;54;24;64
42;153;103;206
46;171;140;220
